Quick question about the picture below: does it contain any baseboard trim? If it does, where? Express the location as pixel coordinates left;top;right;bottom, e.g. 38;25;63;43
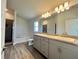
13;40;29;45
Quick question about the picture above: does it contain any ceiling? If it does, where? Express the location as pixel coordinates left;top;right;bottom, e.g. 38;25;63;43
7;0;78;19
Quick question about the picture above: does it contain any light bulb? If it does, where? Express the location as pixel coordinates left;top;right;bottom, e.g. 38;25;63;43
59;5;63;10
47;12;51;17
59;5;64;12
42;12;51;18
57;10;60;13
64;2;70;10
55;7;59;12
64;2;68;8
65;6;69;10
61;8;64;12
42;14;44;18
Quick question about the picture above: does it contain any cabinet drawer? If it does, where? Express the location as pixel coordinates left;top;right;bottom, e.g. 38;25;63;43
41;37;48;42
49;39;75;48
41;44;48;51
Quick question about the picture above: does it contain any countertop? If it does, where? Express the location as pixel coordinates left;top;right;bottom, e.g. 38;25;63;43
34;33;78;46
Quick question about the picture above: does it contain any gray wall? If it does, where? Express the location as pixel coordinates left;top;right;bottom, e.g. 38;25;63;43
13;14;33;44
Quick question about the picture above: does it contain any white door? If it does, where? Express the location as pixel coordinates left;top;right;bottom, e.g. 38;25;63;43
1;0;6;59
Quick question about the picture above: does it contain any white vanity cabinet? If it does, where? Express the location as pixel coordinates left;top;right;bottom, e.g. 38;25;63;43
49;39;78;59
33;35;77;59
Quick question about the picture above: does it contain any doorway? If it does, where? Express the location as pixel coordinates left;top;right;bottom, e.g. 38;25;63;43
42;25;47;33
5;19;13;46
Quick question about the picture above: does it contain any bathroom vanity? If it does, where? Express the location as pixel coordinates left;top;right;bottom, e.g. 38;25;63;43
33;33;78;59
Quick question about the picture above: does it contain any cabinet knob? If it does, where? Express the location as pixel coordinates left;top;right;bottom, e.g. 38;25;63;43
58;47;62;53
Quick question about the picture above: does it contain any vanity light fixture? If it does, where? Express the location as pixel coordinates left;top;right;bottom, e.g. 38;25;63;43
55;7;60;13
42;2;70;18
55;1;70;13
42;12;51;18
55;7;59;12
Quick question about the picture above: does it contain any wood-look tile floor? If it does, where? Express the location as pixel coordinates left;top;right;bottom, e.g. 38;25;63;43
27;45;47;59
4;43;46;59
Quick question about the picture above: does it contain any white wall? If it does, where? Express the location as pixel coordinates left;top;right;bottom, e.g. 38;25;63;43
28;19;34;38
1;0;6;49
13;14;32;44
1;0;6;59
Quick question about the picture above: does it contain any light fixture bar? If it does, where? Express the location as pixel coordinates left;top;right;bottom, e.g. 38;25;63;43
55;1;70;13
41;12;51;18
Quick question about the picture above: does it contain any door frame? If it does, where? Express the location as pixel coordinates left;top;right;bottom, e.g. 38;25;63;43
1;0;7;59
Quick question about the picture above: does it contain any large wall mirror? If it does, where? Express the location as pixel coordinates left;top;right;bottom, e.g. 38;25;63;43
40;5;78;38
65;19;78;36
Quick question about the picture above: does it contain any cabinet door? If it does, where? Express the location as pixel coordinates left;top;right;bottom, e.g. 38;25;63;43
60;46;77;59
33;36;37;48
36;36;41;51
40;37;48;58
49;39;78;59
74;47;78;59
33;36;41;51
49;40;59;59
